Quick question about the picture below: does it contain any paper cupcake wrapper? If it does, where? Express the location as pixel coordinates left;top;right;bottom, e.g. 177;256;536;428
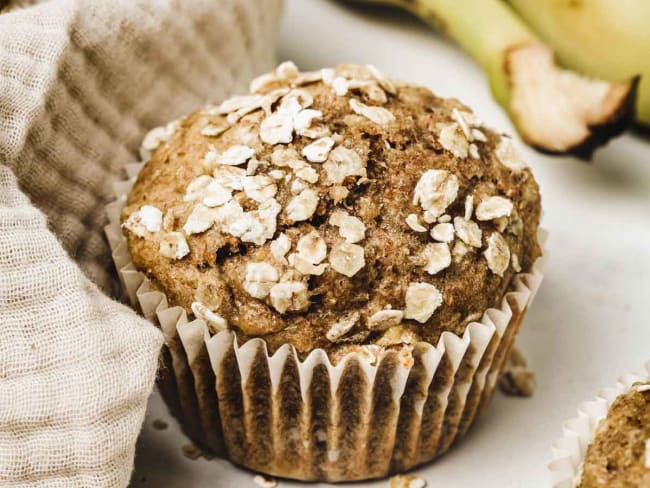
105;162;545;481
548;362;650;487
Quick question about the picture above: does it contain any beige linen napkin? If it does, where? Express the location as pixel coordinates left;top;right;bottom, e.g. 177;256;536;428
0;0;281;486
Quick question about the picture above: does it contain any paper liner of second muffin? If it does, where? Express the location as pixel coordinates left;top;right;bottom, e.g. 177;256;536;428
548;362;650;488
105;162;546;481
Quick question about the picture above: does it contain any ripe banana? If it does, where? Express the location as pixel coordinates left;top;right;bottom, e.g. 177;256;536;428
347;0;638;158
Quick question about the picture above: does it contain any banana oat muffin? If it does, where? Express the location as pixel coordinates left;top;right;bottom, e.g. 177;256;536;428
578;383;650;487
121;62;542;360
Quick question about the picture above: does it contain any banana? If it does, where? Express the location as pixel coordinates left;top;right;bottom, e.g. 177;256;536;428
346;0;638;158
508;0;650;126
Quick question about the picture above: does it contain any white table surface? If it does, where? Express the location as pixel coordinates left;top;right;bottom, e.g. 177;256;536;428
130;1;650;486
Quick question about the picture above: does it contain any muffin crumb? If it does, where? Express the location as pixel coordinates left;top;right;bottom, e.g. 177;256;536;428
498;347;535;397
151;419;168;430
181;443;214;461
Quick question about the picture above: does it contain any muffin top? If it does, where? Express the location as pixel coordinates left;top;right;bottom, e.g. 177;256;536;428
579;383;650;487
121;62;542;359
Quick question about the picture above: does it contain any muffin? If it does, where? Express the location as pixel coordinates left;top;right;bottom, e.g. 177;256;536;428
580;384;650;487
110;62;544;481
550;370;650;488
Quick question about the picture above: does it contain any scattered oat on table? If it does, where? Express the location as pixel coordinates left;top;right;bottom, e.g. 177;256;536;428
388;474;427;488
253;474;278;487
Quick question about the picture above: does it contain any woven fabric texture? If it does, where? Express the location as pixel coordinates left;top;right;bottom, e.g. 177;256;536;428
0;0;281;486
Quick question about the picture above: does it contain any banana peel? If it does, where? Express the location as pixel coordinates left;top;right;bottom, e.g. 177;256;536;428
346;0;638;158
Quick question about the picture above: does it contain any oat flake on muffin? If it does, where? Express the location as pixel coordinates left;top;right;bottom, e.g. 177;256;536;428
121;61;542;360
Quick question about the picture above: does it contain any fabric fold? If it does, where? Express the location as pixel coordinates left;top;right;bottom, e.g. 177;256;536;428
0;0;282;486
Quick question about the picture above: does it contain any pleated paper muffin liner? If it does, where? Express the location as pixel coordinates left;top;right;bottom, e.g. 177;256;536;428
105;162;545;482
548;362;650;488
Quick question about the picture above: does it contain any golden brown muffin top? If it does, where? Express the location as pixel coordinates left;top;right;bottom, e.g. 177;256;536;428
121;62;542;358
579;383;650;488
